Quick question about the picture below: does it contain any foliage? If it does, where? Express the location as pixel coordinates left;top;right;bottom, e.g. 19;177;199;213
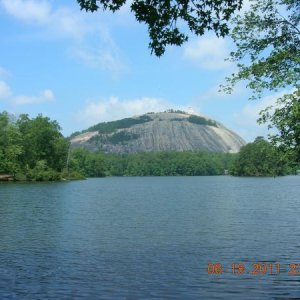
0;111;69;181
231;137;295;176
69;148;106;177
258;88;300;162
77;0;243;56
164;109;187;114
224;0;299;162
61;170;86;180
0;112;23;174
69;148;236;177
90;131;139;145
26;160;62;182
16;114;69;171
187;115;217;126
169;115;217;126
87;115;152;134
224;0;299;98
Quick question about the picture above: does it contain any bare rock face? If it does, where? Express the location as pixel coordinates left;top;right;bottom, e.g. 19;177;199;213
70;111;246;153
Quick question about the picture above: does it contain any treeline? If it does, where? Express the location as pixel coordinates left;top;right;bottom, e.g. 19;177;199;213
69;148;236;177
1;111;297;181
231;137;297;176
0;111;69;181
68;138;297;178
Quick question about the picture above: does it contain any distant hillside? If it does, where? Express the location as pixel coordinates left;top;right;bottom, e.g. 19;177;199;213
70;110;246;153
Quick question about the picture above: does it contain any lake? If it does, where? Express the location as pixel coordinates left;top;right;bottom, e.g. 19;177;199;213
0;176;300;299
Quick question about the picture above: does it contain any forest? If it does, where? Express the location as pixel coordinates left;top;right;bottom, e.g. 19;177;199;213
0;111;69;181
69;141;296;178
69;148;236;177
0;111;297;181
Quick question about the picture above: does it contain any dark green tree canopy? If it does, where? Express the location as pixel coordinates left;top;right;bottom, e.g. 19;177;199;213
16;114;69;171
231;136;294;176
258;89;300;162
0;112;69;181
77;0;243;56
69;148;236;177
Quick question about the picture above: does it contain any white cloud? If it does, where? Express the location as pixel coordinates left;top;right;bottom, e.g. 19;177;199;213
232;91;289;142
183;36;232;70
71;30;127;77
13;89;54;104
1;0;51;24
0;0;125;75
47;8;89;40
0;80;12;99
0;77;54;105
0;66;10;79
1;0;88;39
77;96;170;126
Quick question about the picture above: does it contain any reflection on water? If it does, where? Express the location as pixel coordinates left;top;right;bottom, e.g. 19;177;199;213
0;176;300;299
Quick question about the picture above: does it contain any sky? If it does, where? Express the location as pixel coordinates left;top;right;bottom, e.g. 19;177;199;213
0;0;282;142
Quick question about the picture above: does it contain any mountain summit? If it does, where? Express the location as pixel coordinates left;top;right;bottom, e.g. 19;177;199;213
70;110;245;153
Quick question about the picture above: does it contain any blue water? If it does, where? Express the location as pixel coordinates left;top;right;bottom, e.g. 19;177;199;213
0;176;300;299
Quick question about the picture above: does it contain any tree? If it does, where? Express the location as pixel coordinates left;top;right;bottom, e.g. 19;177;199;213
0;112;23;174
77;0;243;56
69;148;106;177
17;114;69;171
231;137;293;176
0;111;71;181
224;0;300;162
225;0;299;97
258;89;300;163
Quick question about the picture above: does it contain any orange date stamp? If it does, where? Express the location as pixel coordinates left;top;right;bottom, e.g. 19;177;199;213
207;262;300;275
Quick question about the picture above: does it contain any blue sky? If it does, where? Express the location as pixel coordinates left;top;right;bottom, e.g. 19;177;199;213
0;0;282;141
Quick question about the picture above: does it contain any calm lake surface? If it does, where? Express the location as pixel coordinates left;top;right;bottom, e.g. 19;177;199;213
0;176;300;299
